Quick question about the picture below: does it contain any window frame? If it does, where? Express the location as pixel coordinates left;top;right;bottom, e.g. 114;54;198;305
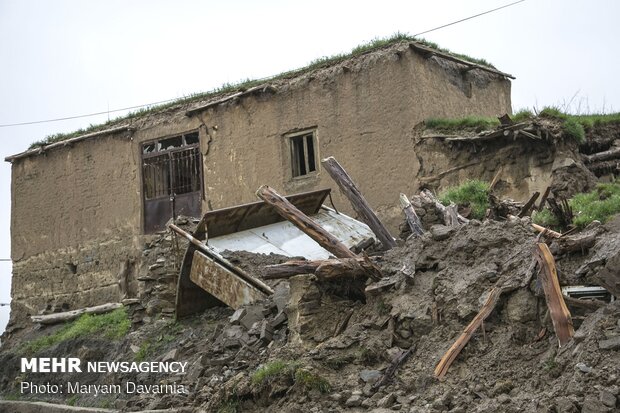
287;129;318;179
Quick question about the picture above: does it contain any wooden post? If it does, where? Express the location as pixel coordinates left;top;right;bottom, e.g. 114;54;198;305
518;191;540;217
264;257;378;280
256;185;358;259
321;156;397;249
534;243;574;346
399;193;424;236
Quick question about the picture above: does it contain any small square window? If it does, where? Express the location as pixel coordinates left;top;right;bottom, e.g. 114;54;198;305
290;131;317;177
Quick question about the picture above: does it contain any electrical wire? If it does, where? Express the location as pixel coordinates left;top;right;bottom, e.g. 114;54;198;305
0;0;526;129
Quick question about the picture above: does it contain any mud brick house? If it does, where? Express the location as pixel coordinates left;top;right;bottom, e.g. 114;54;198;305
4;39;514;326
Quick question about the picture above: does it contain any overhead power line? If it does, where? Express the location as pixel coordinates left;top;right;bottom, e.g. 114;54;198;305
414;0;526;37
0;0;526;129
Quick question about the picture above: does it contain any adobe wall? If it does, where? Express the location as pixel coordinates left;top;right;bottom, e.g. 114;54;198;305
7;43;513;326
194;46;511;229
8;132;140;324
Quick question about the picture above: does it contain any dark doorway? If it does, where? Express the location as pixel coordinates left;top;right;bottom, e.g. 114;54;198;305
142;132;203;233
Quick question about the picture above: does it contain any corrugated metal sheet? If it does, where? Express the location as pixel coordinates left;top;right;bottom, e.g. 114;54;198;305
207;207;374;260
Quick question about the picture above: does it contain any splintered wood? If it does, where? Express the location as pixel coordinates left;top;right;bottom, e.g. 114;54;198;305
434;288;502;379
321;156;396;249
534;242;575;346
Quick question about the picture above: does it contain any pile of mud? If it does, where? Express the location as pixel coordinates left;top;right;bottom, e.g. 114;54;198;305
1;214;618;412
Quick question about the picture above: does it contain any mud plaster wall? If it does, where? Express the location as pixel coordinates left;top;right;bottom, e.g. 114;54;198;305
8;47;511;322
196;50;511;230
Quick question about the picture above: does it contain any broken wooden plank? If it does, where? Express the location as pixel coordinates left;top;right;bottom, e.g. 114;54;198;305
563;296;606;311
169;224;274;295
372;344;415;391
321;156;396;249
537;186;551;211
399;193;424;236
584;146;620;163
434;287;502;379
552;231;599;254
534;242;574;346
434;258;537;379
420;189;468;225
31;303;122;325
256;185;358;259
531;222;562;238
518;191;540;217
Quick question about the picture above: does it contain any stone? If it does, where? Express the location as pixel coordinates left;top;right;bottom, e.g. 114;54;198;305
273;282;290;313
582;395;609;413
359;369;382;384
554;397;577;413
377;392;396;408
162;348;178;362
599;390;617;408
576;362;593;373
239;305;264;330
599;336;620;350
130;344;141;353
430;225;456;241
503;290;537;323
270;311;288;329
229;308;246;325
345;394;363;407
186;357;204;382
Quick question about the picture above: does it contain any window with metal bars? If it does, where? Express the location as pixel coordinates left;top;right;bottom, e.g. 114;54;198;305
290;130;317;178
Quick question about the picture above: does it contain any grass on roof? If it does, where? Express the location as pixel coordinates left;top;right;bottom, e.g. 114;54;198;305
539;106;620;144
425;116;500;132
29;32;496;149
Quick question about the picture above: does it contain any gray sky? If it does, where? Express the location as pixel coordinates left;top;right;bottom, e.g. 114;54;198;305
0;0;619;334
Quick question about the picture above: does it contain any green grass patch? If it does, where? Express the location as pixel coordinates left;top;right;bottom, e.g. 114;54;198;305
534;182;620;229
425;116;499;132
511;109;534;123
251;360;298;385
539;106;620;144
571;182;620;228
250;360;330;394
532;208;560;228
217;397;240;413
135;341;152;362
294;369;331;393
439;179;490;220
29;33;495;149
24;308;130;354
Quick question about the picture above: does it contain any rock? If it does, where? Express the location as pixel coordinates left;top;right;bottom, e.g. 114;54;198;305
576;362;593;373
229;308;246;325
239;305;264;330
186;357;204;381
360;369;382;384
273;282;290;313
345;394;363;407
555;397;577;413
582;395;609;413
599;336;620;350
430;225;456;241
270;311;288;329
377;392;396;408
503;290;537;323
599;390;617;408
130;344;141;353
162;348;178;362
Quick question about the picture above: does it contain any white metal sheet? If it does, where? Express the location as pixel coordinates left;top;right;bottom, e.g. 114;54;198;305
208;207;375;260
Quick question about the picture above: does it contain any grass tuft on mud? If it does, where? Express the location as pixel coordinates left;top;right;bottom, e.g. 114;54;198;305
24;308;130;354
425;116;499;132
439;179;490;220
29;33;495;149
251;360;330;394
533;182;620;229
539;106;620;143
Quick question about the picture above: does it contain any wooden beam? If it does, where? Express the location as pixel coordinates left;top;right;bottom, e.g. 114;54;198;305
264;257;376;279
518;191;540;217
531;222;562;238
534;243;574;346
434;287;502;379
537;186;551;211
321;157;396;249
399;193;424;236
31;303;122;325
256;185;358;259
584;146;620;163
